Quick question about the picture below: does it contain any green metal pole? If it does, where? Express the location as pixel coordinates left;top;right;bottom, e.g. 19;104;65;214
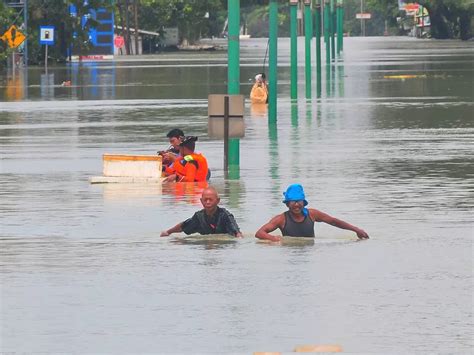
291;102;298;127
290;1;298;100
337;60;345;97
268;0;278;123
315;1;322;97
324;0;330;65
227;0;240;178
330;0;336;61
326;63;331;97
341;5;344;51
268;121;279;181
304;1;312;99
336;1;342;55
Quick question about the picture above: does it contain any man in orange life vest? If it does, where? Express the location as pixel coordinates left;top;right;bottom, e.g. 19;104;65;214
255;184;369;242
163;136;209;182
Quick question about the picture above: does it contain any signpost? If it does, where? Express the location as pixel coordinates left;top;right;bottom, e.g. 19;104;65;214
0;25;26;69
39;26;55;72
358;0;368;36
0;25;26;49
356;13;371;19
208;94;245;176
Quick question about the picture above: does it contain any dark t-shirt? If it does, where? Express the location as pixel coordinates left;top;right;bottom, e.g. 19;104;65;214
181;207;241;236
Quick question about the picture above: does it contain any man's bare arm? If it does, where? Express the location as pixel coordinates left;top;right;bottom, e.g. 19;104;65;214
311;209;369;239
255;214;284;242
160;222;183;237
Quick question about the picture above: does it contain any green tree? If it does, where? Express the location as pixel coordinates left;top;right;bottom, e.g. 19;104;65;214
417;0;473;39
25;0;105;64
0;2;17;68
242;2;290;38
361;0;473;39
136;0;224;45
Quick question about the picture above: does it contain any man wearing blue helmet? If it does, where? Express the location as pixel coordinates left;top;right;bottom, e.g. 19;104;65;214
255;184;369;242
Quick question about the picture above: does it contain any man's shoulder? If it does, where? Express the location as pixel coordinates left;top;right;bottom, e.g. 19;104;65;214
188;209;206;219
270;212;286;224
307;208;325;221
216;206;231;215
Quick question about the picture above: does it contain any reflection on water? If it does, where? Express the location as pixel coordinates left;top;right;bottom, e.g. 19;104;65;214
1;37;473;353
161;181;208;206
249;102;268;117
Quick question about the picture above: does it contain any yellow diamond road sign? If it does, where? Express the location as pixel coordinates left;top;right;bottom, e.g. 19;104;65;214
0;25;26;49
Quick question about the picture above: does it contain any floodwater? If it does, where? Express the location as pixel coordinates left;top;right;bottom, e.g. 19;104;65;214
1;37;473;353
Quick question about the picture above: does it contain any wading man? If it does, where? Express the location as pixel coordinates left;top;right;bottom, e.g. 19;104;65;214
160;186;243;238
255;184;369;242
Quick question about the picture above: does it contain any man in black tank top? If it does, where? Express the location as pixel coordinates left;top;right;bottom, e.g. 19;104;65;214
255;184;369;242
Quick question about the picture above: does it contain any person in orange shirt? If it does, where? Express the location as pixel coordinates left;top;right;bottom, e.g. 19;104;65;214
250;73;268;104
163;136;209;182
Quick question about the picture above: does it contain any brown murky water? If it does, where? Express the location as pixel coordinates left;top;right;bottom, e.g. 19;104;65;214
1;37;473;353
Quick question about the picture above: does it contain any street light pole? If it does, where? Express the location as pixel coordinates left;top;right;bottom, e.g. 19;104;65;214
24;0;28;66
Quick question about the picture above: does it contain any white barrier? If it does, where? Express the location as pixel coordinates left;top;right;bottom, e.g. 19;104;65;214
90;154;164;184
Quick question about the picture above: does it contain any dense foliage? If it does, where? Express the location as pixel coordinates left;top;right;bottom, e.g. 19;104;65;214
351;0;473;38
1;0;472;67
0;2;16;67
417;0;473;39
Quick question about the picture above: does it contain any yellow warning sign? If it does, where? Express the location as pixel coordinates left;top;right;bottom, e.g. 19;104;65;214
0;25;26;49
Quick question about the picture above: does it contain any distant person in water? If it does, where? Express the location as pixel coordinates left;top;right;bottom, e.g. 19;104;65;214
255;184;369;242
160;186;243;238
249;73;268;104
159;128;184;172
163;136;210;182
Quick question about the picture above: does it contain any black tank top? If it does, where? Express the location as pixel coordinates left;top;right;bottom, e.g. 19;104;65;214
281;211;315;237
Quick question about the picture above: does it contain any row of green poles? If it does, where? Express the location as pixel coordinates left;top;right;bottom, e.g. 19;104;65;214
227;0;240;178
271;1;343;116
226;0;343;178
268;0;278;123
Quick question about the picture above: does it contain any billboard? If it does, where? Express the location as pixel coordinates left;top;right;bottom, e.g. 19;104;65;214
69;5;114;60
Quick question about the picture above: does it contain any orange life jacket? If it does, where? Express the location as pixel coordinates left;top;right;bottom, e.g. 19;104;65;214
173;153;209;182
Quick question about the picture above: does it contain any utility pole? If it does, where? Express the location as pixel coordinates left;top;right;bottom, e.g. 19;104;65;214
360;0;365;36
24;0;28;66
125;0;131;54
134;0;139;55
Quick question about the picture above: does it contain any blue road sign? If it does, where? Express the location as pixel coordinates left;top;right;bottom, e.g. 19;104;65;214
39;26;55;45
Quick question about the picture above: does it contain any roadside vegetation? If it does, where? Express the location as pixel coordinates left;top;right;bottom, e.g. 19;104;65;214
1;0;472;67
